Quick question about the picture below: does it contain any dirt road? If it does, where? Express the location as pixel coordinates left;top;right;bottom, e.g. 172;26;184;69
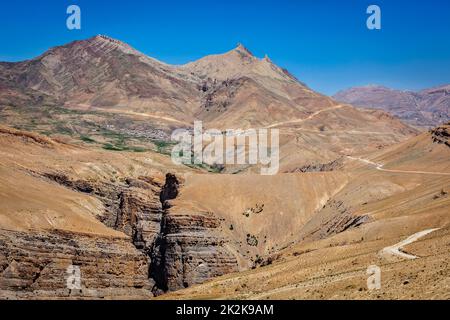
265;105;345;129
347;156;450;176
380;229;441;260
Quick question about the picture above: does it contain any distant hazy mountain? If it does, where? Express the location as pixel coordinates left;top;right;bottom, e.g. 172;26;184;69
333;84;450;128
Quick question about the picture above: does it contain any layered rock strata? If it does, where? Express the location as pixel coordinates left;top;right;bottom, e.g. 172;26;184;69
0;230;152;299
1;172;239;298
151;174;239;294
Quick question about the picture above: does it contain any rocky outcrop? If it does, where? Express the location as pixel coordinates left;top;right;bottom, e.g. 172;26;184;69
0;126;57;146
151;211;239;293
118;178;163;252
430;123;450;148
151;174;239;294
159;173;180;209
0;230;152;299
322;210;369;237
42;173;164;251
301;200;370;242
38;171;239;296
43;172;122;228
200;78;245;113
287;158;343;173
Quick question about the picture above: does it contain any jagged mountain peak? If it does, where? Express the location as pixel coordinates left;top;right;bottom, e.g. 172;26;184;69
29;34;146;66
180;44;300;86
0;35;203;121
92;34;122;43
45;35;169;69
78;34;142;56
233;43;254;57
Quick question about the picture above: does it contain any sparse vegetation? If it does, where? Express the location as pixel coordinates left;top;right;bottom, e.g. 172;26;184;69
246;234;259;247
102;143;147;152
185;162;226;173
242;204;265;217
433;189;448;200
80;135;96;143
2;104;158;152
102;143;123;151
153;140;175;155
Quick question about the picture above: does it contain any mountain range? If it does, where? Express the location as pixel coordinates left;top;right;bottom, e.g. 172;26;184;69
0;35;329;128
0;35;416;171
0;36;448;300
333;84;450;128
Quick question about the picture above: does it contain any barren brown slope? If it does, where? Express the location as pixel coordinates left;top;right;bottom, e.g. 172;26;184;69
362;122;450;173
160;173;450;300
170;172;349;268
0;125;183;235
0;127;253;297
0;128;165;299
275;106;417;172
0;126;197;299
0;161;119;237
0;35;201;122
159;127;450;300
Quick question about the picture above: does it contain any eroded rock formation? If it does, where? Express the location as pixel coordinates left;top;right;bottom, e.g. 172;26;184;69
0;230;151;299
430;122;450;147
151;174;239;294
287;158;344;173
2;171;239;298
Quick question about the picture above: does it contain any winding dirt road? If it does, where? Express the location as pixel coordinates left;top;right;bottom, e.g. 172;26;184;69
265;104;345;129
380;229;441;260
347;156;450;176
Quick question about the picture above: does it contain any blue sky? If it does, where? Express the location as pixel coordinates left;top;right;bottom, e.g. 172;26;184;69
0;0;449;95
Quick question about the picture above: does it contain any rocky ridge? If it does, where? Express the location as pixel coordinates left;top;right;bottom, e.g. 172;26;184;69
333;85;450;128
